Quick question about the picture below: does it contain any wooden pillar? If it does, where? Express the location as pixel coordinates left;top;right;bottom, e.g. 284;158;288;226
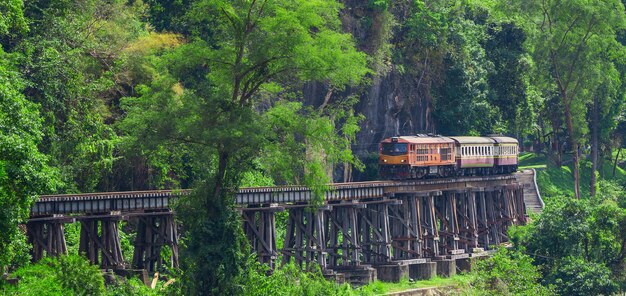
79;216;125;269
26;220;68;261
420;192;439;257
131;211;179;272
27;222;46;262
281;206;327;270
389;194;422;260
359;201;392;264
475;188;490;249
435;191;460;255
454;189;478;253
326;202;362;267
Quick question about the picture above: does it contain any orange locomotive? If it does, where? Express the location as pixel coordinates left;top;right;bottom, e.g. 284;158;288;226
379;134;518;179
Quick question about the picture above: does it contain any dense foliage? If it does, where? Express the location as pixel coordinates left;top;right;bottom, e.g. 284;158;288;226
511;181;626;295
4;255;105;295
471;248;553;296
3;0;626;295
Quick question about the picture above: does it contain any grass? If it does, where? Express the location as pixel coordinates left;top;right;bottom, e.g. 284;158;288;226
526;152;626;198
356;275;473;295
518;152;548;169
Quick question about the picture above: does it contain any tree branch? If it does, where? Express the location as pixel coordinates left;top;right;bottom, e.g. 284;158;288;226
564;14;596;92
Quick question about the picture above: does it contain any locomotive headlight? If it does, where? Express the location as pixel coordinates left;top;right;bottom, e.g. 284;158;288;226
401;159;405;163
383;159;387;163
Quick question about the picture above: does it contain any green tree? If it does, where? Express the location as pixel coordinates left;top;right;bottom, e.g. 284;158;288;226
14;0;149;193
5;255;105;295
0;1;56;269
546;257;618;296
399;1;531;136
121;0;368;293
512;182;626;293
472;248;553;296
509;0;626;198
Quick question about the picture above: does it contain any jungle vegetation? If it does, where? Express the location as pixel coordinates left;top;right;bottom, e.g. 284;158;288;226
2;0;626;295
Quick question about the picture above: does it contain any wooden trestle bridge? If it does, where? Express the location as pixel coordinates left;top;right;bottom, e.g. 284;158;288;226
28;175;526;284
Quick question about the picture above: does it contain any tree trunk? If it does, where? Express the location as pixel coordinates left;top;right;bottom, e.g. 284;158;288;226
614;147;621;177
564;101;581;199
212;149;229;212
590;95;599;196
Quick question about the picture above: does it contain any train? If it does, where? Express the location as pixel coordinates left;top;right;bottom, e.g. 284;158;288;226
379;134;518;179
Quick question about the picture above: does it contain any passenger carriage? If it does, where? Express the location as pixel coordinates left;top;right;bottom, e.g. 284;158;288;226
491;136;519;174
449;136;495;176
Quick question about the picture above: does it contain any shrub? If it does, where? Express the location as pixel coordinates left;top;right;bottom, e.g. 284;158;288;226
238;257;352;296
472;248;553;296
5;255;105;296
545;257;618;296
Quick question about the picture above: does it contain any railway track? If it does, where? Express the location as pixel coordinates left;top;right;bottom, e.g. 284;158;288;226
32;174;518;216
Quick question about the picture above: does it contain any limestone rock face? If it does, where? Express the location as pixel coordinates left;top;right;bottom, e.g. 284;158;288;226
302;1;437;181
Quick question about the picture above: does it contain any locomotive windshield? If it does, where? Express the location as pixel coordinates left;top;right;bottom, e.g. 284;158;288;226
381;143;408;156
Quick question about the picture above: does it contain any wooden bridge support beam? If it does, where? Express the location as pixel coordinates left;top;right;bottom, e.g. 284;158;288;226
420;192;440;258
326;202;361;267
456;189;479;253
26;220;68;261
389;194;423;260
131;211;179;273
436;191;461;256
243;206;282;270
281;206;328;270
358;200;392;264
78;216;125;269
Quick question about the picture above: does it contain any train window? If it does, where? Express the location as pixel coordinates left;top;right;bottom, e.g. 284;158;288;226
381;143;407;155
